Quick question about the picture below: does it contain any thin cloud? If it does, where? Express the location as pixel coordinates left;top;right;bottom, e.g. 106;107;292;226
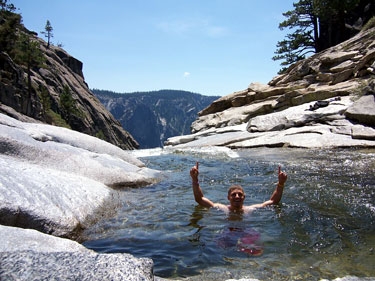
183;72;191;78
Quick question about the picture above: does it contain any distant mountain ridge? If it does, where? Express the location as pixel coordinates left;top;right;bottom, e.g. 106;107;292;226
92;89;219;148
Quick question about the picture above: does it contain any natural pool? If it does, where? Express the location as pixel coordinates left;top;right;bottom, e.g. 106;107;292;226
83;147;375;280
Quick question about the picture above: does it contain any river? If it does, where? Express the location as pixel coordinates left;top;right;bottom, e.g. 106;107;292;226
82;147;375;281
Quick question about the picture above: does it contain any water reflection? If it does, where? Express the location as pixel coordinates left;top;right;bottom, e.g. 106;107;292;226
189;205;264;255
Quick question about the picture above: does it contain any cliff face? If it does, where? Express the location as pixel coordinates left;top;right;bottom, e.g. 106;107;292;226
93;89;219;148
166;27;375;149
0;34;138;150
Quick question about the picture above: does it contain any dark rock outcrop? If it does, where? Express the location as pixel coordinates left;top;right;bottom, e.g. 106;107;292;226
0;34;138;150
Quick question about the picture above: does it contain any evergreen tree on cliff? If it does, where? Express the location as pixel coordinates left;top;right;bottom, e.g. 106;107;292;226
273;0;375;73
41;20;53;48
14;33;45;113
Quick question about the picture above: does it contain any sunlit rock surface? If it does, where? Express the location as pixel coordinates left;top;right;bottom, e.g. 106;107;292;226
165;97;375;149
0;113;161;238
0;225;154;281
166;28;375;149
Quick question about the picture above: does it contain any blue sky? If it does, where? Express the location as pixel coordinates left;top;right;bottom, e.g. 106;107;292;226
12;1;295;96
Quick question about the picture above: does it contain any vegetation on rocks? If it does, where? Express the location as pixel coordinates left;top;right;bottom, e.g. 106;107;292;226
0;1;138;149
274;0;375;72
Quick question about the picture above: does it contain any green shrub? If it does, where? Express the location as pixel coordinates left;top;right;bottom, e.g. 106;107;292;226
95;130;107;141
46;109;71;128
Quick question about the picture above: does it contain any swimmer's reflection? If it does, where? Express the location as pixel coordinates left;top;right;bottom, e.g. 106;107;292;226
188;206;263;256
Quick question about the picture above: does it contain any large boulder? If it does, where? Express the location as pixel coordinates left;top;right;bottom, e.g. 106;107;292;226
0;113;161;238
191;99;275;133
0;155;113;238
0;225;154;281
165;97;375;149
247;96;351;132
345;93;375;126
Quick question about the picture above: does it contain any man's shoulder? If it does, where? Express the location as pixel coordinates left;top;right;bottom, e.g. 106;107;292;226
243;205;258;213
244;200;273;211
213;203;230;211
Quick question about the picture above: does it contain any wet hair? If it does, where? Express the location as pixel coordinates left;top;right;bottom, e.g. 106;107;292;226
227;185;245;196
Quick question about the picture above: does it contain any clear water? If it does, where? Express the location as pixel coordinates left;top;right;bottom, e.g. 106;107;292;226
82;147;375;280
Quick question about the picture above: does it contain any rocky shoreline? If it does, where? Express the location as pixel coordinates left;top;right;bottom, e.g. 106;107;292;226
164;93;375;149
165;28;375;149
0;112;164;280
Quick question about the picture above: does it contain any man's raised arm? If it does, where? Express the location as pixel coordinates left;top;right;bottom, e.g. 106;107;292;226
190;162;215;208
254;166;288;208
269;166;288;204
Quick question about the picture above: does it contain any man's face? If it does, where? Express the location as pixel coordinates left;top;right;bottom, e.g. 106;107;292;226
228;188;245;209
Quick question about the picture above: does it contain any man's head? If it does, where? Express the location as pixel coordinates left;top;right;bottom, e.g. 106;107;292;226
227;185;246;210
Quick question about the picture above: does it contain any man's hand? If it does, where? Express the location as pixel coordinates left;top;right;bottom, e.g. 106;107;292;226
190;162;199;182
278;166;287;185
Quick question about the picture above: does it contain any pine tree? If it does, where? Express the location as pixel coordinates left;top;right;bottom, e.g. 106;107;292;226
14;32;45;111
273;0;374;73
41;20;53;48
272;0;316;73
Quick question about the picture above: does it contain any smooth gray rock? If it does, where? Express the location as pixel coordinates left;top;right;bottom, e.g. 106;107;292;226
0;155;113;237
247;97;350;132
0;113;162;237
1;251;154;281
0;225;87;252
0;225;156;281
0;112;145;167
345;94;375;126
165;98;375;149
351;124;375;140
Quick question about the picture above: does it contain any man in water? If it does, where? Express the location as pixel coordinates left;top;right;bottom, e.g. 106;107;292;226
190;162;287;213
